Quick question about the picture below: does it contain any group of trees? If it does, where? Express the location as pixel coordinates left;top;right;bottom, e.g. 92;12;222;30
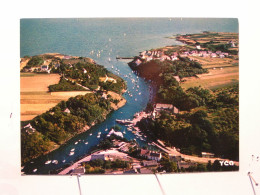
21;93;116;164
82;158;130;174
48;78;87;92
23;56;44;69
138;84;239;161
200;42;238;55
129;56;208;86
129;57;207;86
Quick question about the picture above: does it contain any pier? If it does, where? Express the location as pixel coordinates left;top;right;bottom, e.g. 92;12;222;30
116;56;134;60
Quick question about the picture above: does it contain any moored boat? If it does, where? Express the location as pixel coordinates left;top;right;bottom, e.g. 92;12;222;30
45;160;51;165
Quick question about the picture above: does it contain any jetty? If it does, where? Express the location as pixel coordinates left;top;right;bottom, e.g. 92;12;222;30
116;57;134;60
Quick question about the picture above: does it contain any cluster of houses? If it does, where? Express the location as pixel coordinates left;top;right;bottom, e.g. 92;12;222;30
22;59;61;73
132;46;232;67
68;137;216;175
134;50;178;66
179;50;230;58
107;129;124;138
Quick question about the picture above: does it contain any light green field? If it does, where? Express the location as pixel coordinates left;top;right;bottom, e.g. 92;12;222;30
181;66;239;90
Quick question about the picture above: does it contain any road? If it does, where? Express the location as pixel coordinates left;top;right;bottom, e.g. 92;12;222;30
153;141;239;166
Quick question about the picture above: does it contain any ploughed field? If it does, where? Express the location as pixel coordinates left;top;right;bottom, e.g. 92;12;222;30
181;56;239;90
20;73;91;121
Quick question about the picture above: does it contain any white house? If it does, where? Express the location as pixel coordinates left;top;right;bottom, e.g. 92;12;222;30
148;152;162;161
196;45;201;50
135;59;142;66
41;65;48;72
107;129;124;138
63;108;71;114
211;53;217;58
201;152;215;158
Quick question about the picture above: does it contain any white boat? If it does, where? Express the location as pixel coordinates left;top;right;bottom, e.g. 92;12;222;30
75;141;78;145
33;169;37;173
45;160;51;165
52;160;58;164
69;151;75;156
90;133;92;136
139;92;141;95
71;148;75;152
85;142;88;145
105;128;108;131
97;134;100;138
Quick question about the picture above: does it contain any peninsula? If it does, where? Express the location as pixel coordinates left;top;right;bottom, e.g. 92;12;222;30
20;53;127;165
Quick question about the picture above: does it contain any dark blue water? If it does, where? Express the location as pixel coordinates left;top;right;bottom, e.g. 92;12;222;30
20;18;238;174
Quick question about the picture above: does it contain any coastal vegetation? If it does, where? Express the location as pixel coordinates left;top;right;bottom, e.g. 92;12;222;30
50;59;126;93
137;84;239;161
130;57;208;85
25;56;44;68
82;159;130;174
48;78;87;92
21;92;122;164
